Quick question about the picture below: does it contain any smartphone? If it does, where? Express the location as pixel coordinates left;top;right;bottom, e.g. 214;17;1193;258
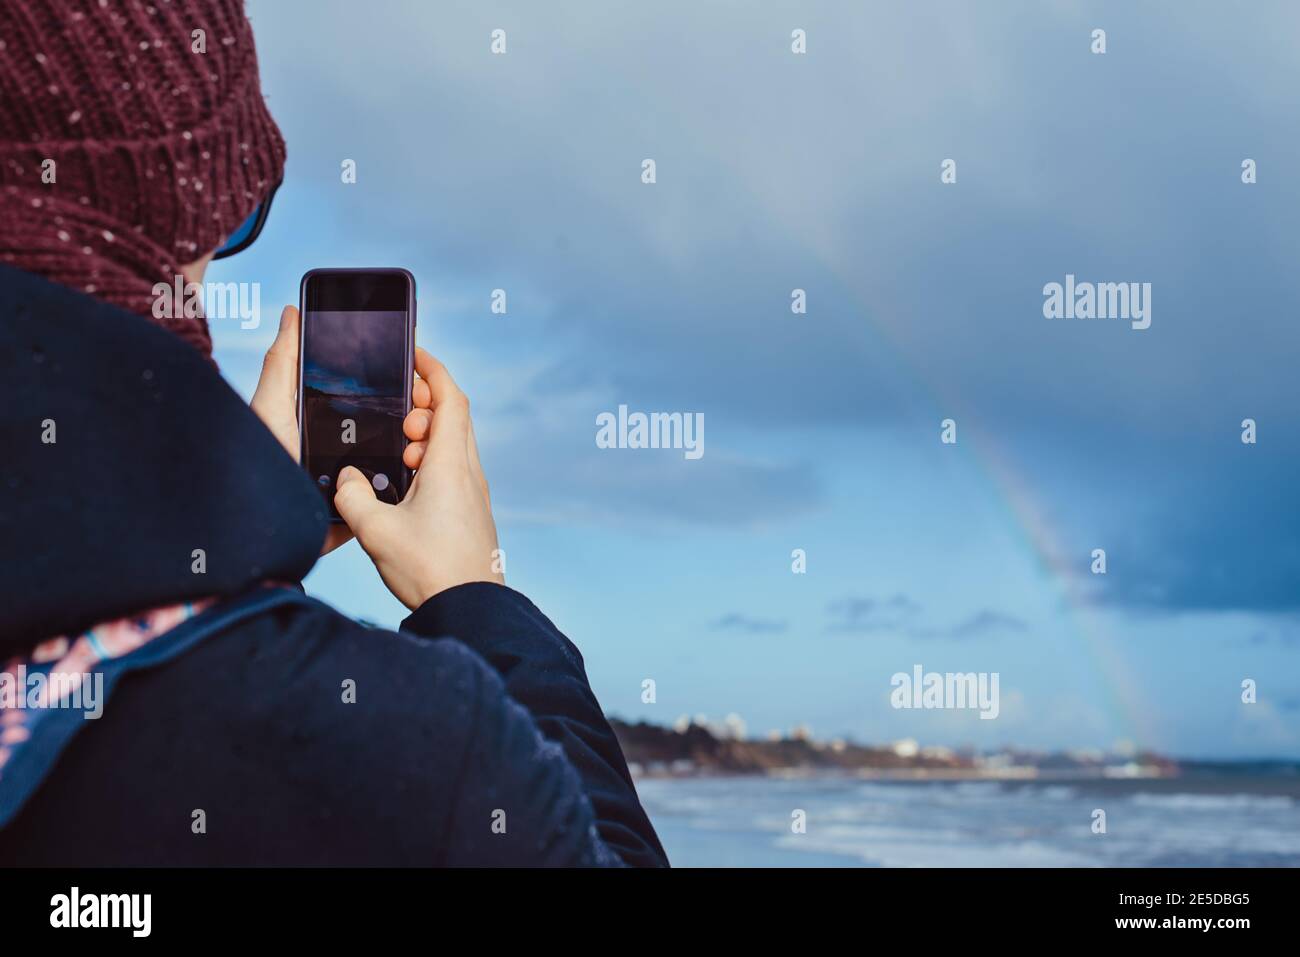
298;268;416;521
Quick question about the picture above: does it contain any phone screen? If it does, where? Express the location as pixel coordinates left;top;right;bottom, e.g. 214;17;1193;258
299;270;414;519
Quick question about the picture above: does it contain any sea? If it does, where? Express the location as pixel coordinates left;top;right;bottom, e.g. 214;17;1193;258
634;772;1300;867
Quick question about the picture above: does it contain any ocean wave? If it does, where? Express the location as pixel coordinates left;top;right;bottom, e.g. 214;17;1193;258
1130;792;1294;811
1034;785;1079;801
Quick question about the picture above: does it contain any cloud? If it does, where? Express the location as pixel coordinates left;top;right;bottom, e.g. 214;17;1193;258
826;594;922;633
1039;442;1300;616
243;0;1300;604
947;610;1029;640
826;595;1026;639
469;370;825;528
1243;625;1300;648
256;0;1300;435
709;614;788;635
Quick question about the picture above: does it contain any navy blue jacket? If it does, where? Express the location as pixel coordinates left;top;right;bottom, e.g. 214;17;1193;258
0;264;667;867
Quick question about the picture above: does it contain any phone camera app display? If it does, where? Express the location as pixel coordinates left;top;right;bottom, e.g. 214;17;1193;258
302;309;408;513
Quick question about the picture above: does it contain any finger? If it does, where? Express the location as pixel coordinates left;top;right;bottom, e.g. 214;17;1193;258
414;348;464;407
413;350;470;461
403;408;433;441
466;417;490;508
413;375;432;410
403;441;426;470
250;305;299;414
412;346;435;409
334;466;385;536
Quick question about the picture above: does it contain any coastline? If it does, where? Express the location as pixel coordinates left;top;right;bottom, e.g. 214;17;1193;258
610;718;1296;783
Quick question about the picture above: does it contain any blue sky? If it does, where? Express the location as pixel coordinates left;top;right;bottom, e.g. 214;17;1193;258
209;1;1300;759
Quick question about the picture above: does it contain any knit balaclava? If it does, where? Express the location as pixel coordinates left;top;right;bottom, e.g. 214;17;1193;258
0;0;286;356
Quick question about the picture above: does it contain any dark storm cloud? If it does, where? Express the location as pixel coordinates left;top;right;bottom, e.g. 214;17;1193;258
255;1;1300;607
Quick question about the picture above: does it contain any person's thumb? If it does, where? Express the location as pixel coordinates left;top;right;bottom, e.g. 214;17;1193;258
334;466;384;537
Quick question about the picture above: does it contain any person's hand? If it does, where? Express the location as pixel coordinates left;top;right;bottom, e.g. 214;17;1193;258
333;348;504;610
250;305;352;555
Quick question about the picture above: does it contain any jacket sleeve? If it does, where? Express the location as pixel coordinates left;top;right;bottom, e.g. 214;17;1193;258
400;582;669;868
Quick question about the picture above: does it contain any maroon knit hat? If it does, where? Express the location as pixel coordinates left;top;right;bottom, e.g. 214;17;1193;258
0;0;286;356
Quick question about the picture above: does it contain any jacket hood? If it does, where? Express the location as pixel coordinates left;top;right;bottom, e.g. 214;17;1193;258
0;264;327;650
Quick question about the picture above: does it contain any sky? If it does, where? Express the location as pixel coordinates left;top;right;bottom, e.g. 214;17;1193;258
208;0;1300;759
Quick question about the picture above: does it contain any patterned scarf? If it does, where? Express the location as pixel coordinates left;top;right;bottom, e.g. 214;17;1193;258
0;598;215;781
